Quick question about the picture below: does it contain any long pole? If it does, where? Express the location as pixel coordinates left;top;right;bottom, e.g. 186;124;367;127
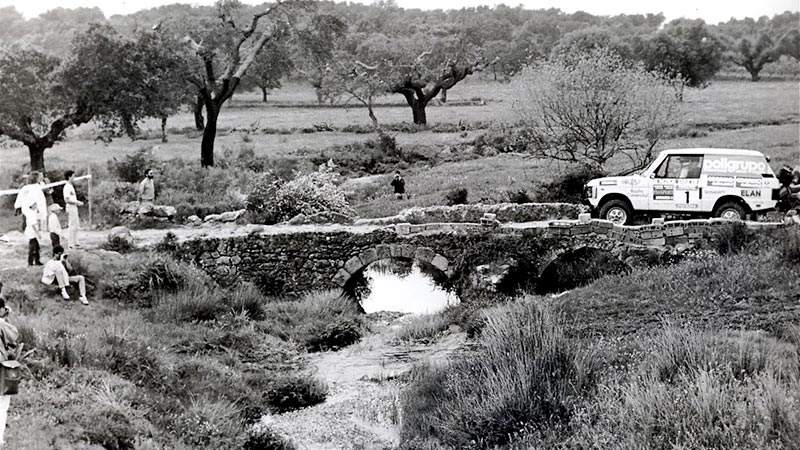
88;166;92;229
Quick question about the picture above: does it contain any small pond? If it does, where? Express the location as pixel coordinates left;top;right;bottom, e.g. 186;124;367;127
351;260;460;314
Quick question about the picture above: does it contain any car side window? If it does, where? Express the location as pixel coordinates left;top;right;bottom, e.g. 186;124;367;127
655;156;703;179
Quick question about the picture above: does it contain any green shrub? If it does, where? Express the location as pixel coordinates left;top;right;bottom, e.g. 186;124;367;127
265;372;328;412
261;290;363;351
246;161;355;225
95;333;163;389
714;221;758;255
777;226;800;264
504;189;534;204
445;187;468;205
80;407;137;450
176;397;243;447
108;147;160;183
244;424;297;450
646;327;799;383
401;299;597;449
101;234;135;254
533;165;606;204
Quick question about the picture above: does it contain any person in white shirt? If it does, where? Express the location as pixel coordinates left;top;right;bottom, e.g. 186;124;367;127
136;169;156;216
22;202;42;266
47;204;64;249
41;246;88;305
62;170;84;249
14;172;47;235
0;288;18;448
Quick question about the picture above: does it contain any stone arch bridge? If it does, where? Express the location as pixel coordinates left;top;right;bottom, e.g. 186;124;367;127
171;218;781;297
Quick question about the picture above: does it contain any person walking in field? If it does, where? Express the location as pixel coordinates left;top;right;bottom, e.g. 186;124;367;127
62;170;84;249
47;204;64;249
136;169;156;216
41;246;89;305
22;202;42;266
390;171;406;199
0;289;18;448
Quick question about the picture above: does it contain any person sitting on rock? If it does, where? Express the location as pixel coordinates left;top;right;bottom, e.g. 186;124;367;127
136;169;156;216
41;246;89;305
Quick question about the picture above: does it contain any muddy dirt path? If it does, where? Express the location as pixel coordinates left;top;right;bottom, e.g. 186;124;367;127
263;315;466;450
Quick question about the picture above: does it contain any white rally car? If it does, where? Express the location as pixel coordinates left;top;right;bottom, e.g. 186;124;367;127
583;148;780;224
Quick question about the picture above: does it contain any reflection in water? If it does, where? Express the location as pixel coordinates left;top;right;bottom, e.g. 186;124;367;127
359;261;460;314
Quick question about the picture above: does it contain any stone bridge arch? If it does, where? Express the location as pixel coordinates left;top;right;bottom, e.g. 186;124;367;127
331;243;452;288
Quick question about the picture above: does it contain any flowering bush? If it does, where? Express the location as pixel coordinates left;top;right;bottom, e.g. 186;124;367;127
246;160;355;224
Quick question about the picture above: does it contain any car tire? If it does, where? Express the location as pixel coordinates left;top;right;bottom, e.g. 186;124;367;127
599;199;632;225
713;201;746;220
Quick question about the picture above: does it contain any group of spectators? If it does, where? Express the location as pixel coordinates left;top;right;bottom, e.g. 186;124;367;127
10;170;88;305
778;165;800;223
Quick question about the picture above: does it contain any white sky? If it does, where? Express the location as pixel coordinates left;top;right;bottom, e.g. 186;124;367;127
1;0;798;24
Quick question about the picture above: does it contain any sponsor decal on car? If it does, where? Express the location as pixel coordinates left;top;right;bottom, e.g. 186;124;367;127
741;189;761;197
707;176;735;187
653;185;674;200
674;203;700;209
735;178;762;188
703;156;768;176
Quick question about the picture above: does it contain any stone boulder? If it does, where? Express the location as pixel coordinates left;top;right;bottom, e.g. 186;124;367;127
107;226;135;249
187;215;202;226
470;259;517;292
152;205;177;218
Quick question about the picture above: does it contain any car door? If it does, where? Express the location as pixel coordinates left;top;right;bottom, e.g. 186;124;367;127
649;155;703;212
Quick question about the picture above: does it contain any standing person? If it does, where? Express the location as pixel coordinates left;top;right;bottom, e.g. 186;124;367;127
22;202;42;266
47;204;64;249
41;246;89;305
390;171;406;199
62;170;84;249
136;169;155;216
14;172;47;234
0;290;18;448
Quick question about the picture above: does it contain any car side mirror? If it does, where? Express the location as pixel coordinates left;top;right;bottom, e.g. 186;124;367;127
649;173;656;179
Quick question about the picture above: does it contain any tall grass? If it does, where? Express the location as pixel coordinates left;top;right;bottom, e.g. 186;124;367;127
401;299;597;449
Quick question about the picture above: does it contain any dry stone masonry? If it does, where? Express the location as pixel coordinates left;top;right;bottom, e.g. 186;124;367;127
171;216;784;297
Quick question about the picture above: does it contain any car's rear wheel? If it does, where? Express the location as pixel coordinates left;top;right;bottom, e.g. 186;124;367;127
713;201;746;220
599;199;632;225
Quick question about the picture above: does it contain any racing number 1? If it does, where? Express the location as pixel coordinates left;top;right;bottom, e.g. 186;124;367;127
685;192;689;203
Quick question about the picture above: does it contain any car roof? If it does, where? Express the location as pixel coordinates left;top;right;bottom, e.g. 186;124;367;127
659;148;765;157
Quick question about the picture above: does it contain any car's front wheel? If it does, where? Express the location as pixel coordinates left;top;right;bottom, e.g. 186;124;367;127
599;199;633;225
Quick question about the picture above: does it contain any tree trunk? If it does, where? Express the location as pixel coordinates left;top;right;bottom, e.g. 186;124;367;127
748;68;761;81
411;101;427;125
160;116;168;143
121;114;138;139
201;105;219;167
194;94;205;131
401;91;429;125
28;144;46;172
440;89;447;104
262;87;269;102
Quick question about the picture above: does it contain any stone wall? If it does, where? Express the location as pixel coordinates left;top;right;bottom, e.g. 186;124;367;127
355;202;587;226
172;218;784;297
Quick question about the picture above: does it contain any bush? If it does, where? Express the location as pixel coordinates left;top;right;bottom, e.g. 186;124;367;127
401;299;596;449
777;226;800;264
108;147;161;183
80;407;137;450
246;161;355;224
261;290;363;351
265;373;328;412
714;221;757;255
504;189;533;204
533;165;606;203
244;425;297;450
445;187;468;206
101;234;135;254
